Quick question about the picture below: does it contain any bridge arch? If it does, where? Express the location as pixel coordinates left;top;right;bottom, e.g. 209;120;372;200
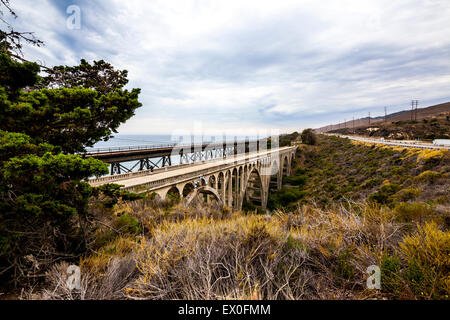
208;175;217;189
231;168;240;208
182;183;195;197
225;169;233;206
165;186;181;200
269;159;281;191
238;166;244;192
217;172;225;201
185;186;223;206
197;177;208;187
242;167;266;210
282;155;290;176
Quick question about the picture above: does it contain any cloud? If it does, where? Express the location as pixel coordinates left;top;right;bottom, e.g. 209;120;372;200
7;0;450;134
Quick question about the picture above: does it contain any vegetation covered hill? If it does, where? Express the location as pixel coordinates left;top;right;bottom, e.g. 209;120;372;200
270;135;449;214
329;114;450;140
316;101;450;134
31;134;449;300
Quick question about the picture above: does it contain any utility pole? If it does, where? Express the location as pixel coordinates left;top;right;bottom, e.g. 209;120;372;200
414;100;419;121
368;112;371;125
353;116;355;129
384;107;387;123
411;100;418;121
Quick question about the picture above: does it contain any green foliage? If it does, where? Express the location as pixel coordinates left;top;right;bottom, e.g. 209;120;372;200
380;223;450;300
399;222;449;299
114;214;142;235
369;182;401;204
414;170;442;184
166;190;181;203
39;59;129;96
394;202;435;223
0;52;141;285
392;187;422;202
285;235;307;251
283;174;307;186
0;53;40;99
334;248;355;281
279;131;300;147
92;183;144;208
0;54;142;154
301;128;317;145
360;177;381;189
381;254;403;297
2;86;141;154
267;187;304;209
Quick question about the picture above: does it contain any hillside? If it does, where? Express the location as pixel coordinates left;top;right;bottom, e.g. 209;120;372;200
270;135;449;211
327;113;450;140
28;135;449;300
316;101;450;133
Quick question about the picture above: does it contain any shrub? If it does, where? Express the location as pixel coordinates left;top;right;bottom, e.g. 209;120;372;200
381;254;403;298
417;150;446;165
114;214;142;235
392;187;422;201
398;222;450;299
414;170;442;184
380;182;401;194
334;248;355;282
268;187;305;209
369;182;401;204
394;202;435;223
361;178;381;189
301;129;317;145
284;174;307;186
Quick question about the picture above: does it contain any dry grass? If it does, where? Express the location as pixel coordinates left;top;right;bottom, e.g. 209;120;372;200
37;197;450;300
34;135;450;300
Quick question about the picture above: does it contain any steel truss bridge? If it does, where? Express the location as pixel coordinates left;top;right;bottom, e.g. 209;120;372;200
84;140;269;175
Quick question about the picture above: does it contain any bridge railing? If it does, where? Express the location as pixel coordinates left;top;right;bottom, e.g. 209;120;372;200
83;139;269;155
83;140;258;155
89;162;196;185
84;143;178;154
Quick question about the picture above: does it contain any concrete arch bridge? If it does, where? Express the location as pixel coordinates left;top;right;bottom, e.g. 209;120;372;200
89;146;297;210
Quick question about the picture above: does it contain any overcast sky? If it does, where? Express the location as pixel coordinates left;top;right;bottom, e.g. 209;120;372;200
8;0;450;135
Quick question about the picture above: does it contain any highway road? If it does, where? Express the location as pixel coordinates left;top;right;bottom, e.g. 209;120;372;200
327;134;450;150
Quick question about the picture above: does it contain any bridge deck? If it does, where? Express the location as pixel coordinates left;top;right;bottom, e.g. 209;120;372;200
84;140;262;163
89;147;295;190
